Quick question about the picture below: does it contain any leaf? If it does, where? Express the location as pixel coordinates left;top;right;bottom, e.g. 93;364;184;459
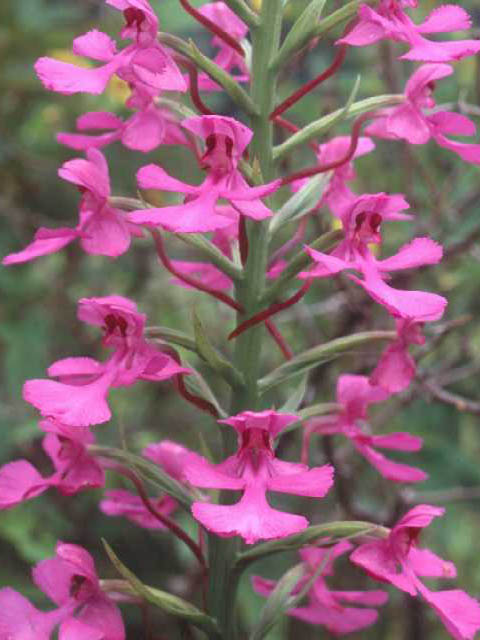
89;446;195;510
146;326;199;354
250;564;305;640
259;331;395;392
193;310;245;388
235;521;388;570
269;173;333;235
273;86;406;162
183;366;229;418
279;374;309;413
103;540;221;637
273;0;328;69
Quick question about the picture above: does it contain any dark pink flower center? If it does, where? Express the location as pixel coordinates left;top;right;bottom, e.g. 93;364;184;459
353;211;382;244
70;574;88;600
201;134;235;173
238;428;273;472
123;8;146;31
104;313;128;338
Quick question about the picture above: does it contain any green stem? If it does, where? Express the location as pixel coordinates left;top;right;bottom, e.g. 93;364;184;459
205;0;284;636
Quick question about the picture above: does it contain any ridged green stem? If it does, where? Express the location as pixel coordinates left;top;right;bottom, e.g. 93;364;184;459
206;1;284;637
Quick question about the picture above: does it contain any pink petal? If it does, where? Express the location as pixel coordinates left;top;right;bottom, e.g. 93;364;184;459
122;109;165;151
0;460;47;507
2;227;78;265
59;151;110;198
401;38;480;63
183;453;244;490
75;596;125;640
267;464;334;498
386;103;432;144
77;111;124;130
429;111;476;137
129;191;232;232
57;130;120;150
182;115;253;155
136;164;199;194
192;485;308;544
34;56;120;95
0;588;61;640
80;207;131;257
23;371;114;427
350;540;417;596
100;489;176;529
299;247;351;278
408;547;456;579
332;589;389;606
130;46;187;92
43;434;105;495
369;432;423;452
170;261;232;291
378;238;443;272
353;270;447;322
59;618;104;640
417;5;472;34
72;30;117;61
405;63;453;99
354;441;427;484
417;585;480;640
48;357;104;379
370;342;416;393
142;440;193;482
290;602;381;634
393;504;445;532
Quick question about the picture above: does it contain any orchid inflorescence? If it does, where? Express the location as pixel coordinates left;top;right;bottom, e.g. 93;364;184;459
2;0;480;638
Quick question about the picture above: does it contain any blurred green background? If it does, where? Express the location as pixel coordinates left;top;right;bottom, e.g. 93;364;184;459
1;0;480;637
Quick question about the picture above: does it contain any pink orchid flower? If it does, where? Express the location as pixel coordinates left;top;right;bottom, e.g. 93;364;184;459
196;2;249;91
0;542;125;639
299;192;447;323
253;541;388;635
0;419;104;509
3;149;141;265
58;100;187;153
128;115;280;233
182;410;334;544
370;318;425;392
339;1;480;62
366;64;480;163
35;0;186;96
303;375;427;483
351;504;480;639
23;296;189;427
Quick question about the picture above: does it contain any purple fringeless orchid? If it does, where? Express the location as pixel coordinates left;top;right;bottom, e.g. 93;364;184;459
23;296;189;427
3;148;141;264
183;410;334;544
34;0;186;96
253;541;389;635
0;542;125;640
339;1;480;62
303;375;427;483
366;63;480;164
298;192;447;323
128;115;281;233
351;505;480;640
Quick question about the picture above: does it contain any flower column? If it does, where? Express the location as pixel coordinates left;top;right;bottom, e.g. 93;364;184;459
206;0;284;636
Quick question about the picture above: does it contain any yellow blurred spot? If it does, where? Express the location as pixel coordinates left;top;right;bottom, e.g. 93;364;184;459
368;243;379;256
107;75;130;104
250;0;262;13
331;216;342;230
49;49;92;68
